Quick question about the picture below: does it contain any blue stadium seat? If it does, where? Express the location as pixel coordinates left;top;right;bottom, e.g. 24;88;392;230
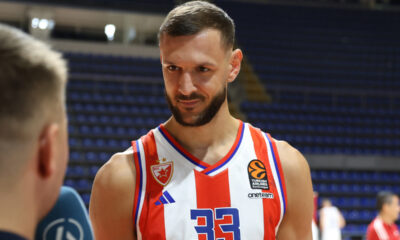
76;179;91;191
66;166;87;177
81;193;91;205
68;125;76;134
128;128;138;137
70;151;81;162
95;139;107;148
64;180;75;188
68;138;80;148
89;166;100;177
85;152;98;163
79;125;91;134
92;126;103;135
82;138;95;148
107;139;120;148
99;152;111;163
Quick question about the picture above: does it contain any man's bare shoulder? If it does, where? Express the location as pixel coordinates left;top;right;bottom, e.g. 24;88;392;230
273;139;309;175
90;147;137;240
93;147;136;193
274;138;313;240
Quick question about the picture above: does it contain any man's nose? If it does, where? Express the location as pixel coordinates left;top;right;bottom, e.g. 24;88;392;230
178;72;196;96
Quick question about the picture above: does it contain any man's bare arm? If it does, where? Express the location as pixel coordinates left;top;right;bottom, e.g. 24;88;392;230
339;209;346;229
276;140;314;240
89;150;136;240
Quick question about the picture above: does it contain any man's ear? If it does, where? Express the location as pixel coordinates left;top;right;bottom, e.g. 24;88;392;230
382;203;390;213
37;123;60;179
227;48;243;83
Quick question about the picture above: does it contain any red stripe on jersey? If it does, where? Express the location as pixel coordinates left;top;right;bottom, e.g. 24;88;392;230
266;133;287;214
195;170;233;239
249;126;281;240
137;131;166;239
313;192;318;223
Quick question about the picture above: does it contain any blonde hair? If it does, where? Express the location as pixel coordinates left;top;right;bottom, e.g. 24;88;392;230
0;24;68;176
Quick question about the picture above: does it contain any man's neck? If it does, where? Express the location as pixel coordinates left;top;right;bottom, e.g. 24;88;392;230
164;106;240;165
0;184;37;240
378;213;394;225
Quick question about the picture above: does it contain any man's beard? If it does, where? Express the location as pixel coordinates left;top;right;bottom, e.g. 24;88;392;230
165;86;227;127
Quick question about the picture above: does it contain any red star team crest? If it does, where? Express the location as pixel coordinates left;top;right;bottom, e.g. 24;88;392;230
151;158;173;186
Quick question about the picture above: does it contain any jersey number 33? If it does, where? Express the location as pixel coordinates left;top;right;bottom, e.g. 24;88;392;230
191;207;240;240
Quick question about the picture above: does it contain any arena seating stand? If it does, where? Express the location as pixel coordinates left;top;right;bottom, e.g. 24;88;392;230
217;1;400;238
312;169;400;235
218;1;400;156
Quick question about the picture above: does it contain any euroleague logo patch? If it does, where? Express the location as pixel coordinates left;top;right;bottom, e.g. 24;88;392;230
248;159;269;190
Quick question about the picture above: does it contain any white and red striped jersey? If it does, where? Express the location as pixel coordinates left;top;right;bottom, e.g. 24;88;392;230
131;121;287;240
367;217;400;240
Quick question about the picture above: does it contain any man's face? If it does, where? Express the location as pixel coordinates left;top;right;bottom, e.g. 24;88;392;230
159;28;232;126
321;199;332;208
386;195;400;222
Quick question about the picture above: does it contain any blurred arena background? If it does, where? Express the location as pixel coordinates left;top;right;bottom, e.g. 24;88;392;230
0;0;399;239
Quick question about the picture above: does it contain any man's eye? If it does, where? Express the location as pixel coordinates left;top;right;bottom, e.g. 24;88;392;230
167;65;179;71
198;66;210;72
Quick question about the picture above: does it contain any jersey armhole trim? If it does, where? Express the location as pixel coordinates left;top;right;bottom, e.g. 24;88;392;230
132;140;143;228
265;133;287;216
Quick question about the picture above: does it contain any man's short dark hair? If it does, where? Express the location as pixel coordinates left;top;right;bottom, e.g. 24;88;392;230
158;0;235;50
376;191;396;211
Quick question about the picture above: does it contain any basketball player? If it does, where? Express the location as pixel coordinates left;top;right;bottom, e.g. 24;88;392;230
367;191;400;240
90;1;313;239
319;198;346;240
0;24;69;240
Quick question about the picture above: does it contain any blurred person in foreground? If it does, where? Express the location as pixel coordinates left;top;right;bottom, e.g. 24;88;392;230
90;1;314;239
319;198;346;240
367;191;400;240
0;24;69;240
